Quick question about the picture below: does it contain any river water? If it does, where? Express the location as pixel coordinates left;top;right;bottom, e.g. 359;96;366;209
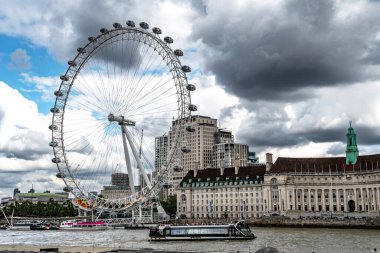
0;227;379;253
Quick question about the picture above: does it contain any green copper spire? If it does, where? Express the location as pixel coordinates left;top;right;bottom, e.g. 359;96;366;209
346;121;359;165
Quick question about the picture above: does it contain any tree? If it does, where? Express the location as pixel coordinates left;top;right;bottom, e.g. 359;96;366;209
160;195;177;215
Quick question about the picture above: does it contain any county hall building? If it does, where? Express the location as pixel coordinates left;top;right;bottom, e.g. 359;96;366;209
176;124;380;219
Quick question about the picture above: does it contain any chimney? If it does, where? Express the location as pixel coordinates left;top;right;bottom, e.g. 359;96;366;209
266;153;273;172
220;160;225;176
194;161;200;177
234;155;239;175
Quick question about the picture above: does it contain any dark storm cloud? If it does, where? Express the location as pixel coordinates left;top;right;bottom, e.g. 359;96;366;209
64;1;140;69
237;118;380;152
192;0;380;102
0;173;22;188
189;0;207;15
327;143;345;156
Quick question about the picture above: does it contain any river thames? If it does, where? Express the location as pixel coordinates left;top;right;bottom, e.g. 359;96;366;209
0;227;379;253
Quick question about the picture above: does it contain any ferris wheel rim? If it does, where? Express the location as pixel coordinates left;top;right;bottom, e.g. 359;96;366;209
50;21;194;211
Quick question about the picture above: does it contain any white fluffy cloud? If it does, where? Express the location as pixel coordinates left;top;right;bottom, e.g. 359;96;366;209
0;81;57;196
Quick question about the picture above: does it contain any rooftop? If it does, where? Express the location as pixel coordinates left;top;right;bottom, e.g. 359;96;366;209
180;165;266;187
269;154;380;174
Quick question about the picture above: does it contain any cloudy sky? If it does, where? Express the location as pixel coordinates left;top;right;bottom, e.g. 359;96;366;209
1;0;380;198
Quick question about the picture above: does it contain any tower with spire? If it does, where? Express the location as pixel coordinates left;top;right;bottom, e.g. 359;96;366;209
346;121;359;165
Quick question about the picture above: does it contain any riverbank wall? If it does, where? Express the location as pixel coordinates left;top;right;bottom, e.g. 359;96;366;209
174;217;380;229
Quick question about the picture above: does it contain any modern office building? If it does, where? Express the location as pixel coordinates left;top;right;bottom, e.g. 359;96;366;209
156;115;256;199
155;135;168;172
111;173;130;187
168;116;220;190
213;143;249;168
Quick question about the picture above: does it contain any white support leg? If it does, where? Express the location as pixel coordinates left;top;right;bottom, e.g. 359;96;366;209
122;125;153;190
121;126;136;196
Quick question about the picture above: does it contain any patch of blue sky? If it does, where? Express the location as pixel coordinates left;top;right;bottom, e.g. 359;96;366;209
186;67;203;80
142;68;166;76
0;34;66;114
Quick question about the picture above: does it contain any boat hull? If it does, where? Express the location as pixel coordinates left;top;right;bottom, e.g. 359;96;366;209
7;226;31;231
149;220;256;241
149;235;256;241
59;227;109;231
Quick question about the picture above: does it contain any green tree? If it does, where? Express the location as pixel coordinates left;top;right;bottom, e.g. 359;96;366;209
160;195;177;215
0;200;78;218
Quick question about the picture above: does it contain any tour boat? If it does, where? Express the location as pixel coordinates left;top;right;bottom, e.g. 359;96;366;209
149;220;256;241
59;220;110;230
7;220;40;231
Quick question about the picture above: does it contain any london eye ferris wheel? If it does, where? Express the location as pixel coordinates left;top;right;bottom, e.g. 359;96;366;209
49;20;196;212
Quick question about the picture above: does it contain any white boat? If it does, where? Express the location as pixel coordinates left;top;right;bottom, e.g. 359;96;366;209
149;220;256;241
59;220;110;230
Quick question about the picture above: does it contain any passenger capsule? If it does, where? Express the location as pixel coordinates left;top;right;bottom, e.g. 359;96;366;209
63;186;72;192
50;108;60;113
182;65;191;72
186;125;195;132
152;27;162;34
49;141;58;147
60;75;69;81
126;20;135;27
68;60;77;67
188;104;197;111
56;172;65;178
186;84;196;91
113;22;122;29
100;28;108;33
51;157;61;163
49;125;58;131
181;146;191;153
164;36;173;43
174;49;183;56
173;165;183;172
54;90;63;97
77;47;86;53
139;22;149;29
88;36;96;42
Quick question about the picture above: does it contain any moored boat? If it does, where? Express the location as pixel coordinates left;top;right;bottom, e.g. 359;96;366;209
149;220;256;241
59;220;110;230
7;220;40;231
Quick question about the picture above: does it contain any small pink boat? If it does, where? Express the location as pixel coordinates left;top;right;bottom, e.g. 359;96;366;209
59;220;110;230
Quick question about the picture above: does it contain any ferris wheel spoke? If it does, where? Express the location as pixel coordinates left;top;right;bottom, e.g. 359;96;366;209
129;87;177;114
127;49;164;104
126;75;174;114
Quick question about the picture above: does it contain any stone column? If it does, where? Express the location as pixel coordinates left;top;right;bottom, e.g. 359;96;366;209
354;188;359;211
308;189;312;212
286;189;290;210
321;189;326;211
336;189;340;211
343;188;348;212
360;188;364;211
314;189;318;211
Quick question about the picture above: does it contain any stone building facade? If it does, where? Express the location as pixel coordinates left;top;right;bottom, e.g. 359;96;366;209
177;124;380;219
177;164;266;219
